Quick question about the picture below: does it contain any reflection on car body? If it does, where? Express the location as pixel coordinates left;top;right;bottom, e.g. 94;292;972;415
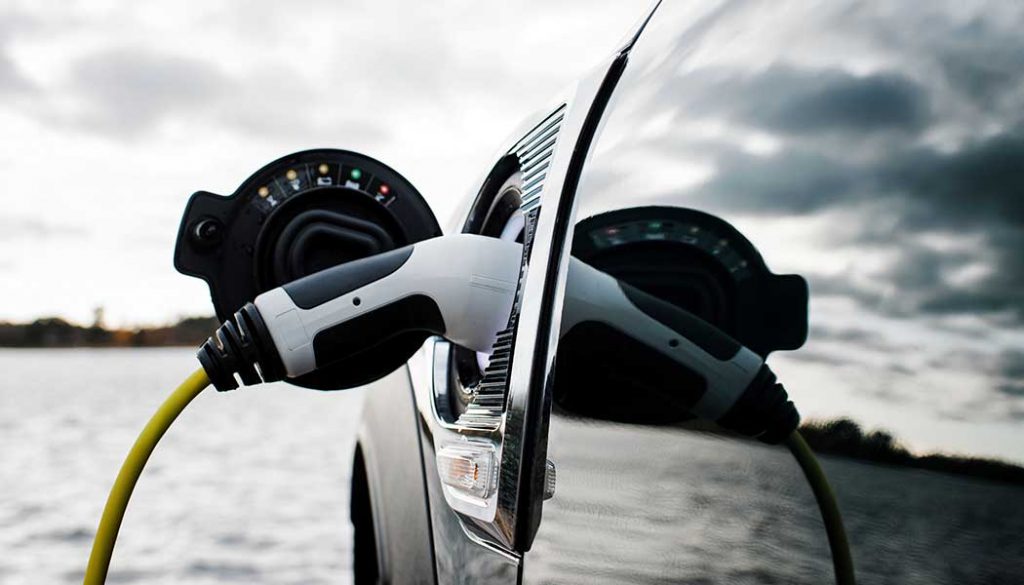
352;2;1024;583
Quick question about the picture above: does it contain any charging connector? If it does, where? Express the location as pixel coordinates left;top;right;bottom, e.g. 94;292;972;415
197;304;286;390
198;234;521;391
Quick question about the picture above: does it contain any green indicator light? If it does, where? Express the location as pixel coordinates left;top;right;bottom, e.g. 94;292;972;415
350;168;362;180
648;221;662;230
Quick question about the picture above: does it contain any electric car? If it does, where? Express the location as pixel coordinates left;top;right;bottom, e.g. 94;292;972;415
175;2;1024;583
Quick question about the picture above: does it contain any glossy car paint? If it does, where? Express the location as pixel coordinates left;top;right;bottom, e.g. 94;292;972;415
358;1;1024;583
353;368;435;583
526;1;1024;583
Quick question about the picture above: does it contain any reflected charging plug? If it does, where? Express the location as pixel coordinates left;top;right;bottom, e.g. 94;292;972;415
561;258;800;443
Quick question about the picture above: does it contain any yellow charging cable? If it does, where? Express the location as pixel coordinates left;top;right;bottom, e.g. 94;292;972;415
786;431;856;585
84;368;211;585
82;368;853;585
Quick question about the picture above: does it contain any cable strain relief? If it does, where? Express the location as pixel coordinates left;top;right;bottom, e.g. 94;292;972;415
197;302;285;391
717;364;800;444
237;303;287;383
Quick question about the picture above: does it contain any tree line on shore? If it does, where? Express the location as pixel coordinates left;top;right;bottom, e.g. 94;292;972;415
0;316;218;348
797;418;1024;486
5;317;1022;486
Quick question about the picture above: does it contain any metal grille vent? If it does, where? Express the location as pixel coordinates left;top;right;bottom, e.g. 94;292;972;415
454;104;566;431
456;326;515;430
515;104;567;212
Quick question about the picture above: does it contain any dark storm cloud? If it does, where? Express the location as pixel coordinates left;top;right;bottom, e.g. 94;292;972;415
731;67;929;135
862;7;1024;111
641;6;1024;322
882;131;1024;226
989;350;1024;418
940;38;1024;109
809;324;888;348
573;1;1024;437
699;148;858;214
883;243;973;292
998;350;1024;383
793;334;1024;423
1000;383;1024;399
807;230;1024;324
689;120;1024;323
699;124;1024;224
897;242;1021;323
67;48;230;136
664;66;930;136
612;124;1024;326
760;70;929;134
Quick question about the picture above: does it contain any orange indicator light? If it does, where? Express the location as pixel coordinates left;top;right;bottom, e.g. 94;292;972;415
436;443;496;499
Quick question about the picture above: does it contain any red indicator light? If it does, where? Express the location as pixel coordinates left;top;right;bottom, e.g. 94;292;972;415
379;184;390;195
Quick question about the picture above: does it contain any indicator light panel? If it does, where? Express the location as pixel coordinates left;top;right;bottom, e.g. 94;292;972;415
587;219;753;279
436;442;497;500
368;177;396;206
245;160;402;214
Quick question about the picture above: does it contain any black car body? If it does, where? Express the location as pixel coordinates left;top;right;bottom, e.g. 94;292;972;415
352;2;1024;583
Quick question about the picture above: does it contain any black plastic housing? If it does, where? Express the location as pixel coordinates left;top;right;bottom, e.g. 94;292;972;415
175;149;442;390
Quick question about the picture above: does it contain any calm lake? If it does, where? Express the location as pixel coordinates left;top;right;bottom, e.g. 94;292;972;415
0;348;362;585
2;349;1022;584
530;417;1024;584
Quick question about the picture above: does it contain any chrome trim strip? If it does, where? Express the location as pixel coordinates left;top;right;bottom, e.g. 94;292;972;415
411;10;656;566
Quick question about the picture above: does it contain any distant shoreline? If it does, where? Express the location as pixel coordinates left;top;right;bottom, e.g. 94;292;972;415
573;416;1024;487
0;345;196;350
797;418;1024;487
0;316;217;348
6;317;1023;486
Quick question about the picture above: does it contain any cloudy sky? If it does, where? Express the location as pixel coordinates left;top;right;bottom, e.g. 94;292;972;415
571;0;1024;462
3;1;1022;463
0;0;649;327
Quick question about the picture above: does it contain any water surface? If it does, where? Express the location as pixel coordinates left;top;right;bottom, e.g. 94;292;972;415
529;417;1024;584
0;348;362;585
5;349;1023;584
